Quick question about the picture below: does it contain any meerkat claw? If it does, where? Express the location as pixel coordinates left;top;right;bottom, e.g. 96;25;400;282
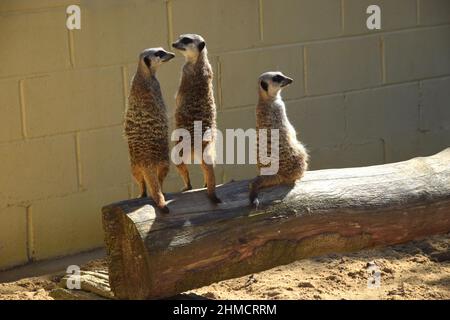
160;206;170;214
181;185;192;192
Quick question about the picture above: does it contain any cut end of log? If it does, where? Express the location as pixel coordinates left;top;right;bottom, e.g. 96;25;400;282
102;148;450;299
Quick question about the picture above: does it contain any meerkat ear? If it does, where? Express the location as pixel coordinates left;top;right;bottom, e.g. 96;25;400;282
260;80;269;92
143;55;151;68
198;41;206;52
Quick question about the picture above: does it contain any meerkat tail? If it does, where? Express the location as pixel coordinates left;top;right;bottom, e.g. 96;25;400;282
142;167;169;214
249;174;284;206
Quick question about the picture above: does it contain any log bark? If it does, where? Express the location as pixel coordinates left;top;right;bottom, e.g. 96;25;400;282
102;148;450;299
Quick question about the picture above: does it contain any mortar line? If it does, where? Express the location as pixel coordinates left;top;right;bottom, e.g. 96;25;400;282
416;0;421;25
68;30;76;68
418;80;426;132
258;0;264;42
303;46;308;96
381;138;387;164
26;206;35;262
380;36;386;84
166;0;174;48
217;58;223;110
75;132;83;190
121;65;128;110
18;79;28;139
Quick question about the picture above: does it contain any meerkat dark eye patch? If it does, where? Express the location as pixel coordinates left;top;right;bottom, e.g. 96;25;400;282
180;37;193;45
154;51;165;58
261;80;269;91
272;75;284;83
143;56;151;68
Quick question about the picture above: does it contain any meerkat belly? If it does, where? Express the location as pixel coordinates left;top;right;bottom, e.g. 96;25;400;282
125;108;169;165
175;102;216;141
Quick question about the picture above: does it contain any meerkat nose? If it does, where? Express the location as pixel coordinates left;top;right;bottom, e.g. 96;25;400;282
164;52;176;61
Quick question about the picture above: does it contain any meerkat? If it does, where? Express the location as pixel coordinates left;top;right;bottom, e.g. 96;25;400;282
249;71;309;206
124;48;175;213
172;34;221;203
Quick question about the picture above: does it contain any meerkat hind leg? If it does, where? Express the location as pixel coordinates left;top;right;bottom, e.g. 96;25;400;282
200;160;221;204
132;166;147;198
176;162;192;192
143;167;169;213
157;162;169;191
249;174;287;206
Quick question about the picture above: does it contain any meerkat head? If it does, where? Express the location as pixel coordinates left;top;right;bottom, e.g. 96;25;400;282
139;47;175;74
258;71;293;100
172;34;206;62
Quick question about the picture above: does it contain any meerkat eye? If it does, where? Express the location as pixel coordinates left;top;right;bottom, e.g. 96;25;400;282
154;51;165;58
272;75;284;83
180;37;193;45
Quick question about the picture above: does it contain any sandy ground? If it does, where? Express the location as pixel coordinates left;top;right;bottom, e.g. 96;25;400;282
1;233;449;300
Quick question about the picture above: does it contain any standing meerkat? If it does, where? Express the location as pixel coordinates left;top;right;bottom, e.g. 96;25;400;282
249;71;309;206
172;34;221;203
124;48;175;213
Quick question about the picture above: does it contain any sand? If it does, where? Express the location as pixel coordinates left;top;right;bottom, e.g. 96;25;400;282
1;233;449;300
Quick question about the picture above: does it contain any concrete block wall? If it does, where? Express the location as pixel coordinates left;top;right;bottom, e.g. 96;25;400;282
1;0;449;270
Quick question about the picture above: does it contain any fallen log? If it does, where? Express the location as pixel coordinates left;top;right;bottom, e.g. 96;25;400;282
102;148;450;299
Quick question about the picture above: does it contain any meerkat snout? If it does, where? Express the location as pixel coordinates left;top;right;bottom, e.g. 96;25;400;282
259;71;294;98
172;34;206;60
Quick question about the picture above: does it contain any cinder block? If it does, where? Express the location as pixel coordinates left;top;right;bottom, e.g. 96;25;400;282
0;79;22;142
79;126;130;190
0;0;79;12
418;129;450;156
420;77;450;132
0;206;27;270
306;37;381;95
419;0;450;25
309;140;385;170
345;84;419;141
24;67;124;137
126;56;219;118
171;0;260;53
383;133;420;163
32;186;128;260
261;0;341;44
0;9;70;77
73;0;167;67
286;95;346;148
0;135;78;204
220;46;304;109
385;26;450;83
343;0;417;35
